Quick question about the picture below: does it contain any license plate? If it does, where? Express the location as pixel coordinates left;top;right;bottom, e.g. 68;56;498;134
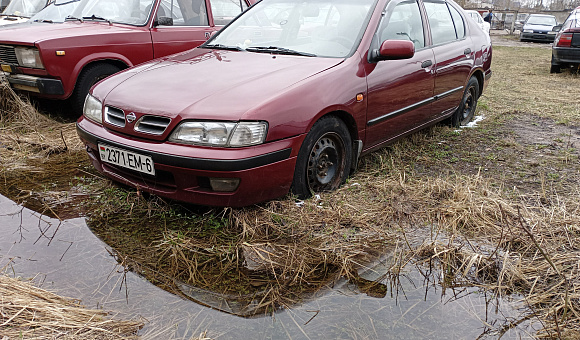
1;64;12;72
98;144;155;176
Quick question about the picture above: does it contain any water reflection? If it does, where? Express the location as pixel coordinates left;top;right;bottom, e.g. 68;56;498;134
0;192;539;339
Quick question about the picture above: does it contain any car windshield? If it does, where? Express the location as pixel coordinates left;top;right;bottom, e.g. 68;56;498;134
31;0;81;22
69;0;155;25
2;0;46;17
526;15;557;26
207;0;376;58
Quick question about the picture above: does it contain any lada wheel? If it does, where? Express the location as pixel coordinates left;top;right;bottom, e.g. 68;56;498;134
292;116;352;199
71;63;121;116
451;77;479;127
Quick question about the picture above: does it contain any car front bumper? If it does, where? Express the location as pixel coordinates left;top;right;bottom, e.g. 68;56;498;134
1;69;64;95
76;118;304;207
520;32;556;42
552;46;580;65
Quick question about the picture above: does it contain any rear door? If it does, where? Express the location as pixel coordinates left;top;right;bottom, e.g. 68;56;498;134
150;0;249;58
424;0;473;119
365;0;435;149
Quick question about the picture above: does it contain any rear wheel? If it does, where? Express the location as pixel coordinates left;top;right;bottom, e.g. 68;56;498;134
291;116;352;199
451;77;479;127
550;56;562;73
70;63;121;116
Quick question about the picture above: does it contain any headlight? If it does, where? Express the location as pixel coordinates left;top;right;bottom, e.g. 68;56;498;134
14;47;44;69
169;121;268;147
83;94;103;124
523;29;533;33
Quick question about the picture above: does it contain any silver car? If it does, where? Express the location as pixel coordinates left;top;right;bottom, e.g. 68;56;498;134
520;14;558;42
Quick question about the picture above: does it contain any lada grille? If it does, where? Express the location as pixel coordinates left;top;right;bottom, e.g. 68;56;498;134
0;45;18;65
135;116;171;135
104;106;126;127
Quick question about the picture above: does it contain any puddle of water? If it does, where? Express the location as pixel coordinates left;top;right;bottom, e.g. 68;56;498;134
0;191;539;339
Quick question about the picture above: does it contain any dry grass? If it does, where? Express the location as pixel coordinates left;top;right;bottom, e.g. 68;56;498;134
0;80;82;165
484;46;580;124
0;275;143;339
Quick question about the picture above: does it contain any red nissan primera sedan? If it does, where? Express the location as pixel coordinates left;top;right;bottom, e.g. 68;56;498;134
77;0;492;207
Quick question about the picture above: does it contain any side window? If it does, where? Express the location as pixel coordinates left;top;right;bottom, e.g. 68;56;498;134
424;1;456;45
158;0;185;25
448;5;465;39
169;0;208;26
211;0;246;26
380;0;425;49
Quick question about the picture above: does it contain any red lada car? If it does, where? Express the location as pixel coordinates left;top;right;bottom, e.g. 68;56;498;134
0;0;255;114
77;0;492;207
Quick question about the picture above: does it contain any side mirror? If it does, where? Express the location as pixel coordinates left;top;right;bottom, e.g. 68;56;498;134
552;24;562;32
372;40;415;62
155;16;173;26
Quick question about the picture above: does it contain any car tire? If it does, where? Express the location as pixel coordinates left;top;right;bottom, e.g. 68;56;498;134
291;116;352;199
71;63;121;116
550;56;562;73
451;77;479;127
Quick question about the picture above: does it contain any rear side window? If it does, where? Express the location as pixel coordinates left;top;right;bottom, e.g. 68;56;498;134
448;5;465;39
424;1;456;45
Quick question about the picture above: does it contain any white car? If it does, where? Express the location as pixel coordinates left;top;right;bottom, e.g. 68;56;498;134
465;10;490;34
0;0;49;25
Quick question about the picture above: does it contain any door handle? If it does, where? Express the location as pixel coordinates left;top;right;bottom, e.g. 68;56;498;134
464;48;472;55
421;60;433;68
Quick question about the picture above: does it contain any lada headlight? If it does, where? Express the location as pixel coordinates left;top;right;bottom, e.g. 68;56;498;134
523;29;534;33
14;47;44;69
169;121;268;147
83;94;103;124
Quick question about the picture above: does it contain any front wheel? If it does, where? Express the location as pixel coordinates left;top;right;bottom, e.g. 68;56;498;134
70;63;121;116
291;116;352;199
451;77;479;127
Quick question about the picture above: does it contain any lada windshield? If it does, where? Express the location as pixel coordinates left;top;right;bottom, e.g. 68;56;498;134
68;0;155;25
208;0;376;58
526;15;557;26
31;0;81;22
2;0;46;17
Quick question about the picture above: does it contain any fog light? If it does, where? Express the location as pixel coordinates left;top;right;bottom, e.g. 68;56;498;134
209;178;240;192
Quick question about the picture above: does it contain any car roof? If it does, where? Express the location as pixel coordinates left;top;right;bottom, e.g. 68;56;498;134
528;14;556;17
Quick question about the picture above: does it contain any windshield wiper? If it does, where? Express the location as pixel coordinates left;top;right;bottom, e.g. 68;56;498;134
65;15;83;22
33;19;54;23
82;14;112;25
245;46;316;57
2;14;30;18
203;43;242;51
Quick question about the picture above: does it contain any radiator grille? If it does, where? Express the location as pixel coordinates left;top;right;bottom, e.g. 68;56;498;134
135;115;171;135
104;106;126;127
0;45;18;65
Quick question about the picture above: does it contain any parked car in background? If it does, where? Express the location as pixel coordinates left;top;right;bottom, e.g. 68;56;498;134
0;0;49;25
465;9;490;33
551;6;580;73
520;14;558;42
77;0;493;207
0;0;256;114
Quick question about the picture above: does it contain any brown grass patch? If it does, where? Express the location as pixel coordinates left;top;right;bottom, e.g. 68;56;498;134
0;275;143;339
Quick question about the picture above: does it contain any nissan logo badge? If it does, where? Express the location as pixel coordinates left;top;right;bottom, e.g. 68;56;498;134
126;112;137;123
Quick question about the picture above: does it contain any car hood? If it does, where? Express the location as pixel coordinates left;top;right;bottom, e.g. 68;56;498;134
523;23;556;31
100;48;344;122
0;21;142;45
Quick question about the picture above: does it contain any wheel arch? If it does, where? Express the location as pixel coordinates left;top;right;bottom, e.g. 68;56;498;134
66;56;131;98
470;69;485;98
315;109;360;145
